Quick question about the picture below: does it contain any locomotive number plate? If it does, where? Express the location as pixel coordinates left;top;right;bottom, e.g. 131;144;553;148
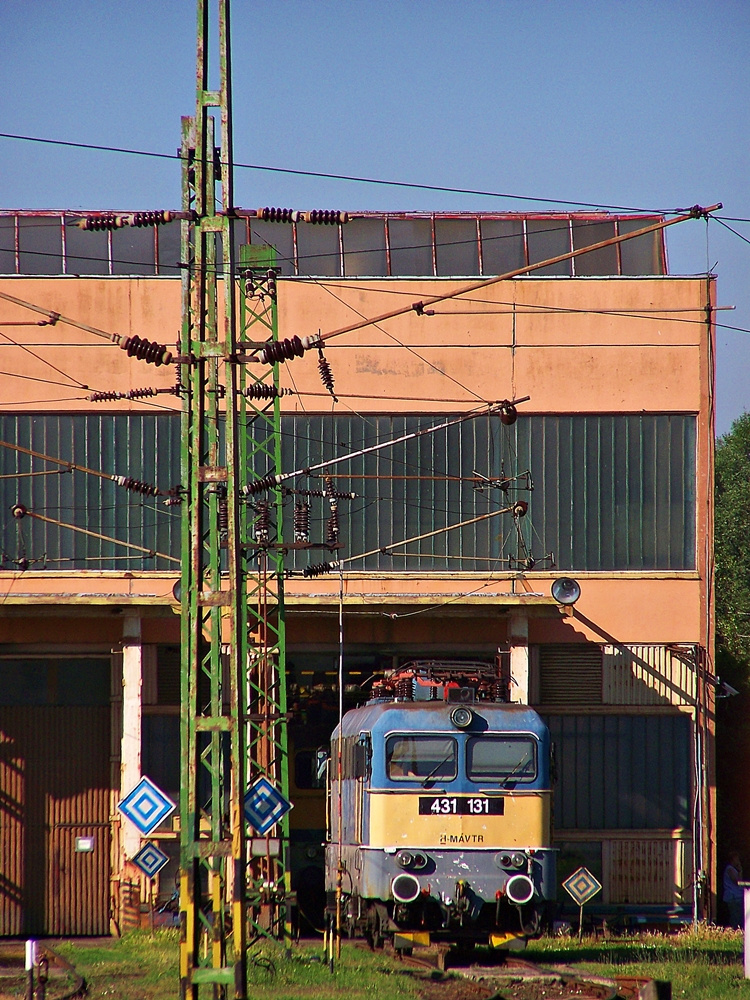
419;796;504;816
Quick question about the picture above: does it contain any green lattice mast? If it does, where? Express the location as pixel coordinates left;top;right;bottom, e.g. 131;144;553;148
178;2;288;996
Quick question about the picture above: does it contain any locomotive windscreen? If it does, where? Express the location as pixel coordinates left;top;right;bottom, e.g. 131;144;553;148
386;735;457;781
467;736;537;783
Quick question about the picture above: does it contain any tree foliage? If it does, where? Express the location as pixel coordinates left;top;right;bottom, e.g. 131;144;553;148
715;412;750;668
715;416;750;882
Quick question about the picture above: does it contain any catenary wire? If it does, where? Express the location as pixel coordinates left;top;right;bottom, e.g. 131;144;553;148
0;131;691;214
15;508;179;563
311;207;721;346
0;327;88;389
714;217;750;248
308;274;487;403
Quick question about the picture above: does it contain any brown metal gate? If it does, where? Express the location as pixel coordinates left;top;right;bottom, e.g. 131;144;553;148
0;706;111;935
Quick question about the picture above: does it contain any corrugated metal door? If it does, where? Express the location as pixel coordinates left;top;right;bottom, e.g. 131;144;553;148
0;706;111;935
0;716;26;935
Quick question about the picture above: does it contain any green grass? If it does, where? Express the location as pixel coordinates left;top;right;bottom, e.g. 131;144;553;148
54;932;180;999
525;924;750;999
50;926;750;1000
54;933;420;1000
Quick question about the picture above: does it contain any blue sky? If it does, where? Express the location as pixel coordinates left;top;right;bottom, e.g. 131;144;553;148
1;0;748;433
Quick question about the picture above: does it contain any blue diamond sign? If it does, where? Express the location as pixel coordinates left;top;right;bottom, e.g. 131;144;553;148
118;776;176;836
244;776;292;835
132;841;170;879
562;866;602;906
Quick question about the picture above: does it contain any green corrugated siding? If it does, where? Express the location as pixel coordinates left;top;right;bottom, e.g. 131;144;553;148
516;414;696;570
0;414;181;570
546;713;691;830
0;413;695;572
281;413;696;572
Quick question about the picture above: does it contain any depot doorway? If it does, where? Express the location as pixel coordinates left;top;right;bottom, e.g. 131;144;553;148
0;658;112;936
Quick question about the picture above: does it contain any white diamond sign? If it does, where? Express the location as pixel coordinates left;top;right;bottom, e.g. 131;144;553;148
118;776;176;836
243;776;292;835
132;841;170;879
562;866;602;906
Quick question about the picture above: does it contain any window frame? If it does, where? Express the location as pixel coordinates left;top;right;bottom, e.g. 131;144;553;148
385;733;458;782
466;734;538;784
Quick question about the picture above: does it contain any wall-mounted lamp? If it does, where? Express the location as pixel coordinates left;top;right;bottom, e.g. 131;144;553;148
551;578;581;606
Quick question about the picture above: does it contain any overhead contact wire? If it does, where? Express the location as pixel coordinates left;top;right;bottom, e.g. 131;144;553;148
0;131;686;213
17;509;179;563
340;503;520;565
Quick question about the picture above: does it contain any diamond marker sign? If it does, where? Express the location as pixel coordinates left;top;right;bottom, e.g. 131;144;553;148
244;776;292;835
132;841;170;879
563;866;602;906
118;776;176;836
562;866;602;940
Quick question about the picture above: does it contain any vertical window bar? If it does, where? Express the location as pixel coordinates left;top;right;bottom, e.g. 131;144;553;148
476;218;483;276
13;215;20;274
568;219;576;277
608;417;616;567
384;218;392;277
292;221;299;275
522;218;529;267
107;228;113;276
153;226;160;276
430;214;437;277
337;221;344;277
60;214;68;275
614;219;624;275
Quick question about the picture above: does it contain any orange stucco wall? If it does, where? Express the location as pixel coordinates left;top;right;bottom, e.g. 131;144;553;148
0;274;714;655
0;275;710;415
277;277;709;415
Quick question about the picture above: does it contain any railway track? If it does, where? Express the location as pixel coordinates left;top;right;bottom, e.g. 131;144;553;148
0;941;87;1000
400;947;671;1000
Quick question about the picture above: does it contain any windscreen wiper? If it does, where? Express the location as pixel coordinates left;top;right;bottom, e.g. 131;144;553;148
421;752;455;789
501;754;533;788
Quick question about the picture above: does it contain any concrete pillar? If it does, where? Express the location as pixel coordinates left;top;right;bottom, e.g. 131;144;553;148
508;611;529;704
740;882;750;978
120;616;143;859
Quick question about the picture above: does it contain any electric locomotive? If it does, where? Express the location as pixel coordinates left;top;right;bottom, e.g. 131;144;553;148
325;661;555;950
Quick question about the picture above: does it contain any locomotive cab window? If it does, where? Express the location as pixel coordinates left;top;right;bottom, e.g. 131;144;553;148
386;735;457;781
467;736;537;783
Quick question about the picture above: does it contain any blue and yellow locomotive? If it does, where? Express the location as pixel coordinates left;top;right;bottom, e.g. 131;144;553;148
325;661;555;950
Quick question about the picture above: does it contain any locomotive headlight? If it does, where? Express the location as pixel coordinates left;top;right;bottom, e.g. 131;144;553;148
450;706;473;729
392;874;421;904
511;852;526;869
505;873;535;905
